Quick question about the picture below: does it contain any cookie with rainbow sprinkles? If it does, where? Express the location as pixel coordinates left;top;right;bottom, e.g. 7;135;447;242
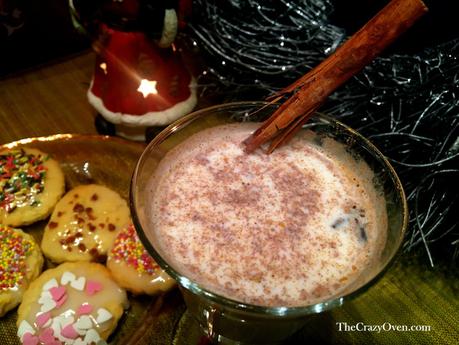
17;261;128;345
0;148;65;227
107;223;175;295
0;225;44;317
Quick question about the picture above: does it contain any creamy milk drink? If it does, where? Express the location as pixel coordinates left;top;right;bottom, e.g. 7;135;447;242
146;123;387;307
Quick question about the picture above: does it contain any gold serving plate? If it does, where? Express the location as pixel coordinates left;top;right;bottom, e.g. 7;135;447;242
0;134;185;345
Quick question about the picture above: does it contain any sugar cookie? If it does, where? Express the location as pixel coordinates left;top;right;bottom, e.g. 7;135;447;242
0;148;65;226
107;224;175;295
0;225;43;317
17;262;128;344
41;184;130;263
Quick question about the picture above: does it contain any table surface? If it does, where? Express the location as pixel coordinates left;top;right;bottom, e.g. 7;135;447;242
0;52;458;345
0;51;97;144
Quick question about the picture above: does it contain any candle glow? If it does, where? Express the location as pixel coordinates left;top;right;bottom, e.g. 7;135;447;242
137;79;158;98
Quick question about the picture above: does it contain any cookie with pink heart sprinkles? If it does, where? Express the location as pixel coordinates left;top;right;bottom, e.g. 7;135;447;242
16;262;128;345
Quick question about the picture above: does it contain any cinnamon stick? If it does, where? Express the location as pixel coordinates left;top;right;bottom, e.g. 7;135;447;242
243;0;428;153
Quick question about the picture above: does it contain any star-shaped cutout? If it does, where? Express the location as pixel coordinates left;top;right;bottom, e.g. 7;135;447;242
137;79;158;98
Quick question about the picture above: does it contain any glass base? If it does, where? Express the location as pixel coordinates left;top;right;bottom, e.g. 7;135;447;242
172;310;329;345
173;311;209;345
173;311;287;345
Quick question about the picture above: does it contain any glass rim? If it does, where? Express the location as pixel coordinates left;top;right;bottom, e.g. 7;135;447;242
130;101;409;317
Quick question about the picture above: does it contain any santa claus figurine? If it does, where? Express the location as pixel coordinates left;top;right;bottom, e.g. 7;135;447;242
72;0;197;141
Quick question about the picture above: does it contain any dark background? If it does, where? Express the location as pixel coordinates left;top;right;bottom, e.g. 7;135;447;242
332;0;459;54
0;0;457;78
0;0;89;78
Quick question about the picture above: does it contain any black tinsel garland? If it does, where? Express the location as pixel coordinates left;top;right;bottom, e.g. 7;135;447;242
186;0;459;265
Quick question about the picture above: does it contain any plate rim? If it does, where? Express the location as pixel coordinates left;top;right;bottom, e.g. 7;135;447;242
1;133;147;150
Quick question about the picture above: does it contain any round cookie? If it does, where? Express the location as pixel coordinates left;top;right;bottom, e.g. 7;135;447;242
41;184;130;264
107;223;175;295
0;148;65;226
0;225;44;317
17;262;128;345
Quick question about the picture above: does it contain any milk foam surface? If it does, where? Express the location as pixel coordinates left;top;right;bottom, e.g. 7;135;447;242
148;123;387;307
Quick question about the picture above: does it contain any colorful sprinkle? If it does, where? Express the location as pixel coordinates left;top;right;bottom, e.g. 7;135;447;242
70;276;86;291
60;271;76;285
75;315;93;330
83;329;101;344
22;332;39;345
110;224;159;275
96;307;113;324
55;293;68;308
0;149;48;213
35;312;51;328
17;320;35;339
0;225;35;290
86;280;102;296
38;328;55;343
42;278;58;291
61;324;79;339
76;303;93;316
38;291;52;305
40;299;56;313
43;340;61;345
49;286;66;302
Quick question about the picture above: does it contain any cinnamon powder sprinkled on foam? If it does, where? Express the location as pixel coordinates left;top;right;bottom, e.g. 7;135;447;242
148;123;387;307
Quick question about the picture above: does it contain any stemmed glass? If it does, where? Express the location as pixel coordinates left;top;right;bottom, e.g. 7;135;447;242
130;101;408;344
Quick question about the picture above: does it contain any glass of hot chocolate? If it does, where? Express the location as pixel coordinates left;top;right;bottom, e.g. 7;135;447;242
130;101;408;344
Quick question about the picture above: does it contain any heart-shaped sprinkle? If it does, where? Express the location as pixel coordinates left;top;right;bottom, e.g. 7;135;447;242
74;326;87;336
70;276;86;291
22;332;39;345
50;317;62;336
53;318;72;343
40;299;56;313
43;278;58;291
35;312;51;328
60;271;76;285
61;324;79;339
58;315;75;328
96;308;113;324
83;329;101;344
44;341;61;345
75;315;93;330
49;286;66;302
73;339;86;345
77;303;93;316
86;280;102;295
38;328;55;343
55;293;68;308
43;319;52;329
17;320;35;339
38;290;52;304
